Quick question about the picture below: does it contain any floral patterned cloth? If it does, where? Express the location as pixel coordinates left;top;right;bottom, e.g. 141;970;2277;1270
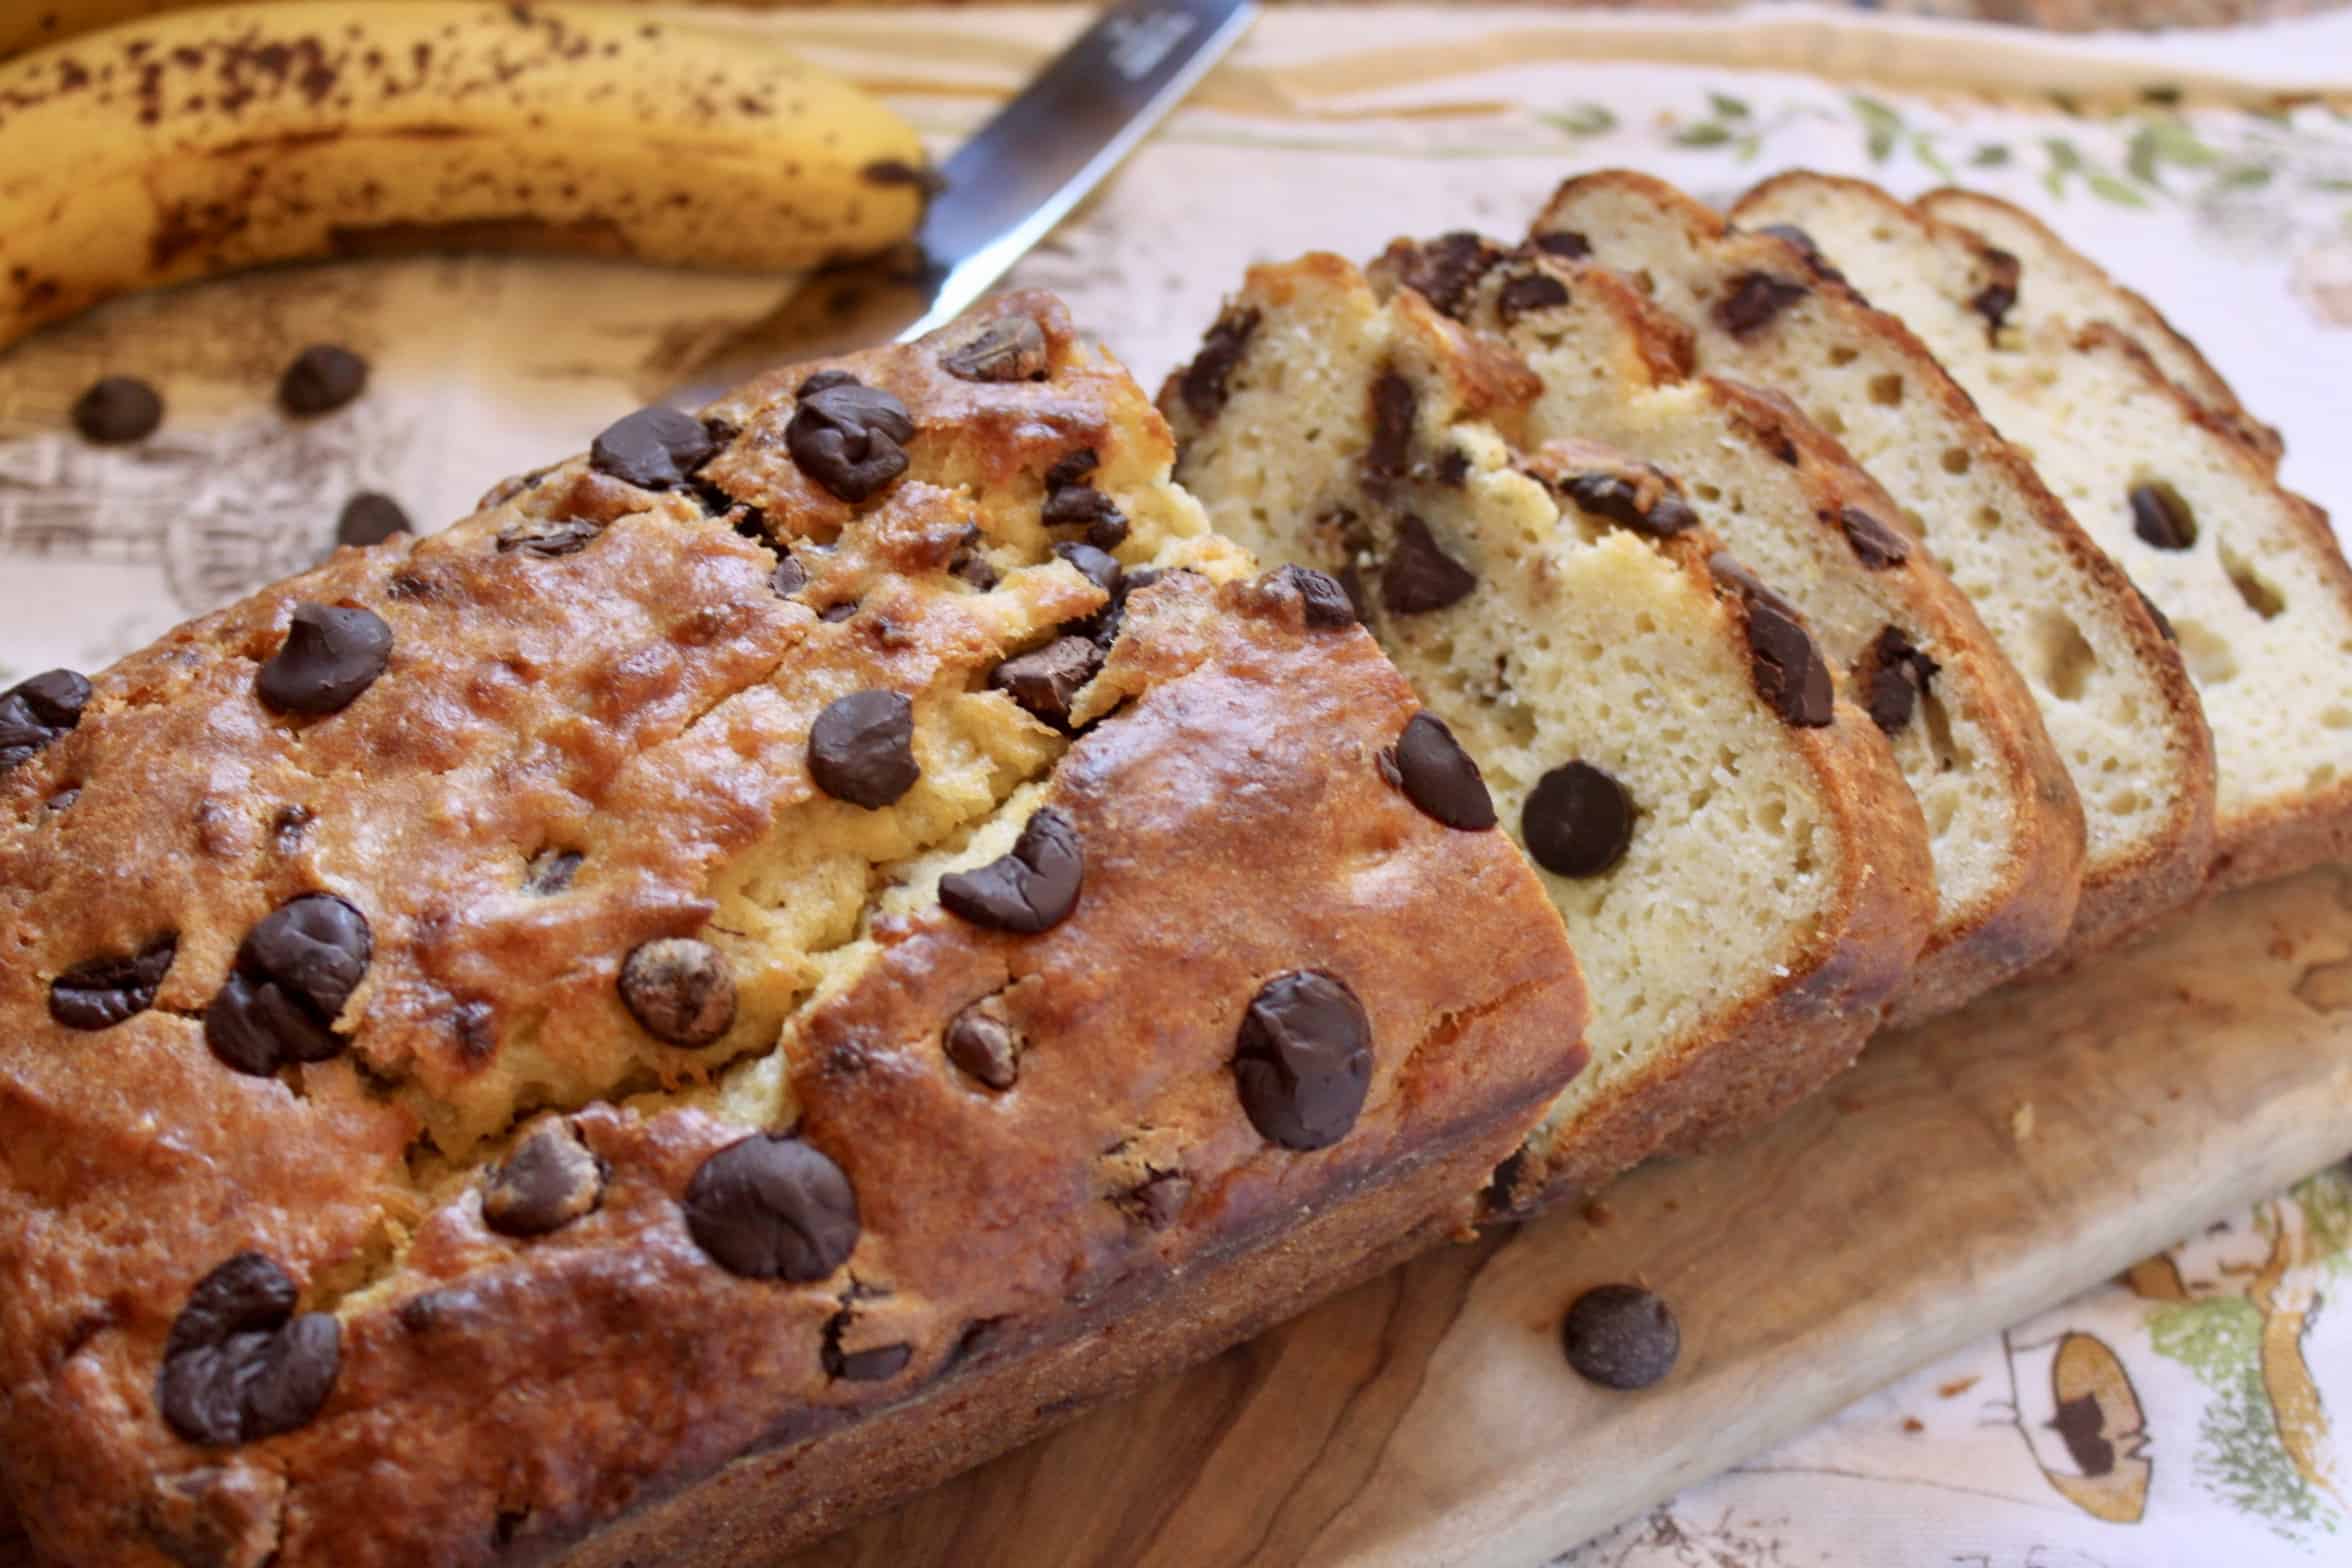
0;6;2346;1562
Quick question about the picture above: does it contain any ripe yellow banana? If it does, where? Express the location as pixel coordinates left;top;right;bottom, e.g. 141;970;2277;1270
0;2;932;351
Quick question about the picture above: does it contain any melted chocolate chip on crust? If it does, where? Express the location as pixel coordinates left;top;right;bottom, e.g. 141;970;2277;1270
940;808;1084;934
944;1000;1021;1090
1385;713;1496;831
1522;762;1635;879
808;690;920;809
1380;515;1477;615
1178;306;1261;421
1837;505;1912;569
1857;625;1940;736
496;517;604;558
940;316;1050;384
48;933;177;1031
787;377;915;503
618;938;736;1048
1561;1283;1679;1390
2129;483;2196;551
684;1134;860;1282
822;1314;913;1383
1233;970;1374;1151
278;345;368;416
590;406;720;491
1712;272;1809;337
255;604;391;716
0;667;92;772
70;376;163;443
770;550;809;598
481;1121;606;1238
989;636;1103;727
158;1253;342;1446
205;895;371;1074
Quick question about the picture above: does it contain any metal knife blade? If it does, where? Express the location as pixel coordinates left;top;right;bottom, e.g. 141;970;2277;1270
666;0;1255;406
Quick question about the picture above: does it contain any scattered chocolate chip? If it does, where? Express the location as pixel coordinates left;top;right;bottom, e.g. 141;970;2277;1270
158;1253;340;1446
255;603;390;716
1857;625;1940;736
1365;371;1418;483
1385;712;1495;831
1838;505;1911;569
70;376;163;443
1522;762;1634;878
944;1000;1021;1090
48;932;177;1031
204;894;371;1074
770;550;808;597
819;601;859;623
939;808;1083;934
1753;223;1845;284
277;345;368;416
0;667;92;772
1380;515;1476;615
1121;1171;1192;1230
684;1133;859;1281
786;377;915;503
1560;1283;1679;1390
941;315;1049;384
1712;272;1809;337
589;405;719;491
481;1121;606;1238
1496;270;1571;324
1712;557;1832;727
1969;247;2022;338
1177;306;1260;422
1272;564;1357;629
2134;583;2177;642
2129;483;2195;551
1436;448;1471;487
1562;472;1695;538
808;690;919;809
822;1307;914;1382
1533;230;1591;259
522;848;582;895
1041;482;1128;550
618;937;735;1047
335;492;409;549
1233;970;1373;1151
989;636;1103;727
1044;448;1099;491
1388;232;1505;319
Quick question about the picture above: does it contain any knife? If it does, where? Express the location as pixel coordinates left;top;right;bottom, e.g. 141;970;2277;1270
667;0;1257;406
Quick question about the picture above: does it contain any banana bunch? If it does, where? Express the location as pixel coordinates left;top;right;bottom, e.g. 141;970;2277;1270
0;2;932;352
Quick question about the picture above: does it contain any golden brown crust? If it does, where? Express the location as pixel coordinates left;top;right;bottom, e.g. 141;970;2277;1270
1537;169;2215;964
0;300;1588;1567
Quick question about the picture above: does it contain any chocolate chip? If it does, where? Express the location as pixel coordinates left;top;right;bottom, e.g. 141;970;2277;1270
1365;371;1418;483
476;467;548;512
786;377;915;503
204;895;371;1074
944;1000;1021;1090
1753;223;1845;285
481;1121;606;1238
158;1254;340;1446
1388;232;1505;319
1436;448;1470;487
1233;970;1373;1151
590;405;719;491
1496;270;1571;325
2134;583;2177;642
989;636;1102;727
1712;272;1809;337
1044;448;1099;491
1969;247;2021;338
1054;541;1123;601
1711;557;1832;727
277;345;368;416
1522;761;1634;878
948;530;999;590
860;157;942;193
1380;515;1476;615
819;601;859;623
808;690;919;809
1838;505;1911;569
1178;306;1260;421
1562;472;1695;538
1385;713;1495;831
939;807;1082;934
46;787;79;812
1041;482;1128;550
684;1133;859;1282
618;937;735;1047
0;667;92;772
2129;483;2195;551
1121;1171;1191;1230
522;848;581;895
1560;1283;1679;1390
822;1310;912;1382
1272;564;1357;629
1857;625;1939;736
770;550;808;597
335;491;409;549
940;316;1049;384
255;603;390;716
70;376;163;443
48;933;177;1030
797;370;857;397
272;804;312;852
1534;230;1591;259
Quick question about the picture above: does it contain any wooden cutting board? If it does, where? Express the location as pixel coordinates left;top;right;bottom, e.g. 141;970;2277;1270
782;862;2352;1568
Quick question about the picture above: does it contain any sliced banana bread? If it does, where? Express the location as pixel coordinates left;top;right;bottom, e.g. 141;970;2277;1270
1370;234;2084;1023
1162;253;1937;1205
1531;171;2214;959
1736;174;2352;888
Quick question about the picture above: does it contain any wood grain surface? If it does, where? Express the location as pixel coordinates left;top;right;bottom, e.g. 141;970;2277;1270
781;862;2352;1567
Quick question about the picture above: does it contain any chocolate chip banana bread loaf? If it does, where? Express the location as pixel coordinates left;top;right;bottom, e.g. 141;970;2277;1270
1163;253;1936;1206
1370;233;2085;1024
0;294;1592;1567
1732;173;2352;890
1531;172;2215;962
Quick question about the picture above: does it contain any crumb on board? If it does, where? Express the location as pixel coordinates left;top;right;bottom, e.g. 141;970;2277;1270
1902;1417;1925;1434
1938;1375;1979;1398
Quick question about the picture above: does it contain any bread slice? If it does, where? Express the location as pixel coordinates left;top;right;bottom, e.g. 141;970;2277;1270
1162;252;1937;1204
1735;174;2352;888
1369;234;2084;1023
1531;171;2214;958
1914;188;2282;467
